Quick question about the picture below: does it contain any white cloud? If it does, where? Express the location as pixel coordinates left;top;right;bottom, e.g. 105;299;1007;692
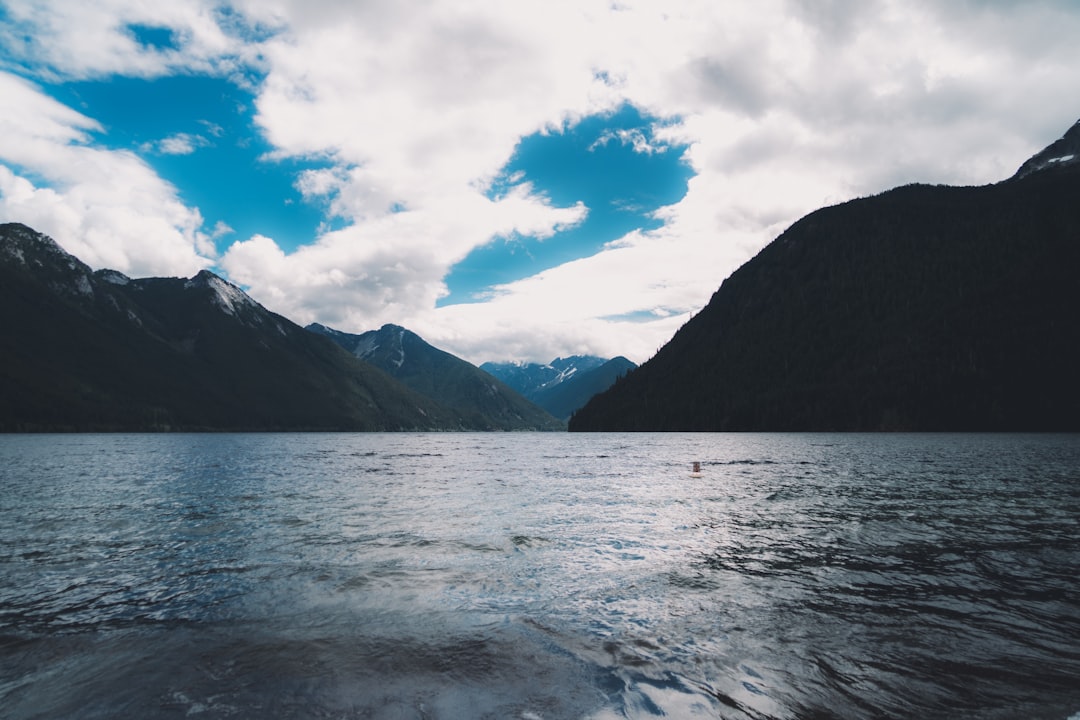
590;128;670;155
0;72;215;276
3;0;1080;364
0;0;251;80
141;132;211;155
208;220;233;239
157;133;205;155
219;182;589;329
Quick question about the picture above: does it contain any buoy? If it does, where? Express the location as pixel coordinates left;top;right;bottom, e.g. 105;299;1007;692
690;461;702;477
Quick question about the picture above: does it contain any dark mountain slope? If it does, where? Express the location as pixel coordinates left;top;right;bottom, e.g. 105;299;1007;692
570;135;1080;431
0;224;466;431
307;323;564;430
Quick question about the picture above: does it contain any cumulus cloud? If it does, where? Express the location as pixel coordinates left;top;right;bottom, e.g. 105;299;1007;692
0;72;215;276
2;0;1080;363
220;181;589;330
0;0;255;80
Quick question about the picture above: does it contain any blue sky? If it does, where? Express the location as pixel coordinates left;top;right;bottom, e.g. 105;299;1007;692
48;75;337;253
444;105;692;305
1;1;1079;363
40;71;692;308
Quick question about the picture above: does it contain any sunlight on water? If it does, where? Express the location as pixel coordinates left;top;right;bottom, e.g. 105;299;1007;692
1;432;1078;719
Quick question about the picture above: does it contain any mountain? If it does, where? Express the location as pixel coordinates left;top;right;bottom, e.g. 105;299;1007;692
1012;119;1080;179
532;357;638;421
570;120;1080;432
0;223;472;431
307;323;564;430
481;356;607;396
481;355;637;421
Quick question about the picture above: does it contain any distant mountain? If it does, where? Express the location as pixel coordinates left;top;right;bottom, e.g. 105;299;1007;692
531;357;637;421
0;223;471;431
481;356;606;396
307;323;564;430
481;355;637;421
570;119;1080;432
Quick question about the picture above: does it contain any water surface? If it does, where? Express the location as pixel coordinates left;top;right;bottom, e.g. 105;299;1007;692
1;433;1078;718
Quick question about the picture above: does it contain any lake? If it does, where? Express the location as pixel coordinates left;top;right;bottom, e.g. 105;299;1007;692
1;432;1078;719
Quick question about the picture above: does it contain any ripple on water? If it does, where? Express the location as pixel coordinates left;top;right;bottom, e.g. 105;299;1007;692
1;432;1079;719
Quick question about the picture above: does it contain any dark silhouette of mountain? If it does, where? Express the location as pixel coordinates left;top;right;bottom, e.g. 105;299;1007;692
307;323;564;430
0;223;473;431
481;355;637;421
570;120;1080;431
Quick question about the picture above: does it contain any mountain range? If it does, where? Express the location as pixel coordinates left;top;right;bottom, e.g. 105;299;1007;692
307;322;564;430
570;119;1080;431
0;224;568;431
481;356;637;421
7;117;1079;433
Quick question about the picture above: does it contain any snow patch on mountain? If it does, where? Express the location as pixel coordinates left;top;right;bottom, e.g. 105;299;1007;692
3;245;25;265
349;325;407;367
352;334;380;358
2;223;87;274
1012;118;1080;180
3;224;59;254
186;271;255;317
391;327;406;368
480;355;608;397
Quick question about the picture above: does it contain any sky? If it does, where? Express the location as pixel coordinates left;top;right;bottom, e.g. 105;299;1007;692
1;1;1079;365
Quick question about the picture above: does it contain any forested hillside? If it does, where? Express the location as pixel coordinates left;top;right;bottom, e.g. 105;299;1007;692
570;158;1080;431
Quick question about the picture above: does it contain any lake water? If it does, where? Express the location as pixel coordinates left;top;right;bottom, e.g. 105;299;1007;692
1;432;1078;719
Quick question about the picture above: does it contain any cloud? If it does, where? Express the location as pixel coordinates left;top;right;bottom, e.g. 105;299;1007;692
0;0;253;80
140;132;212;155
0;72;215;276
2;0;1080;364
208;220;233;239
590;128;670;155
219;182;588;329
198;119;225;137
